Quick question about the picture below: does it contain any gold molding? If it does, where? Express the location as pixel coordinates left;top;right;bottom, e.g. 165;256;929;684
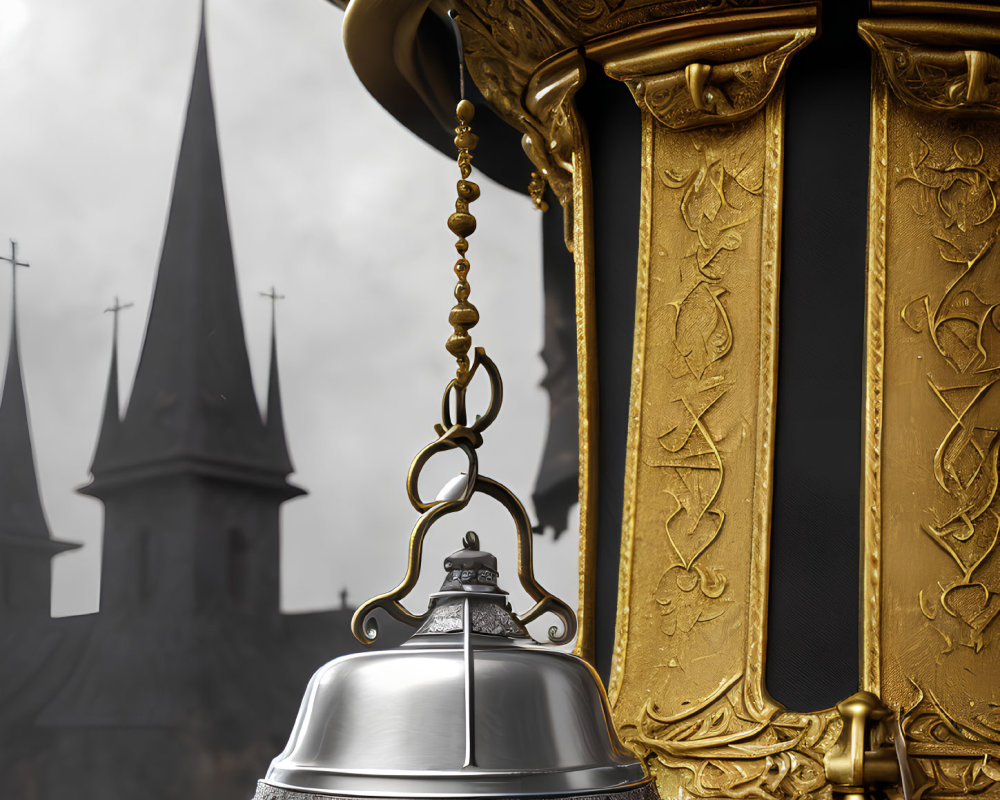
571;130;598;663
861;5;1000;797
863;67;889;700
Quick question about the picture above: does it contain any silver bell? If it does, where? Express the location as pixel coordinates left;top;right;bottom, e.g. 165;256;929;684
255;350;653;800
253;531;654;800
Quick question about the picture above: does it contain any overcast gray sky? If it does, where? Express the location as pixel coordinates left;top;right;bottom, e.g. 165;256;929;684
0;0;579;638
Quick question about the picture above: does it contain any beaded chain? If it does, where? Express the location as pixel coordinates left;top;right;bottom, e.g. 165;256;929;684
445;99;481;387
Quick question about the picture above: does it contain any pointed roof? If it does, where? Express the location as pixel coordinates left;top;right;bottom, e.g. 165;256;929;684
85;17;301;496
263;292;293;475
0;259;78;555
89;298;129;475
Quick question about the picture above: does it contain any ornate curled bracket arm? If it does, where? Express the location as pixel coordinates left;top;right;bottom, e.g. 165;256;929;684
597;9;817;131
352;348;578;647
859;18;1000;117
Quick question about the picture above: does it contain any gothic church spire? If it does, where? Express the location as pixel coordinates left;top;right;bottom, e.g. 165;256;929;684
0;242;77;556
89;297;131;475
261;287;293;475
85;14;301;497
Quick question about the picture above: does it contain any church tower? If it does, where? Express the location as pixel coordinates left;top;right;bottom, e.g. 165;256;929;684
80;15;304;622
0;245;78;617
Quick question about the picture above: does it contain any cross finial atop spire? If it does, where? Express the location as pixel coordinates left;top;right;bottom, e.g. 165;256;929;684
260;286;285;304
105;295;134;317
260;286;285;331
105;295;133;338
0;239;30;299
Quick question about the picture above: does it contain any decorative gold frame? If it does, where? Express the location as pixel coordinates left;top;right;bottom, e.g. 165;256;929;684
860;5;1000;797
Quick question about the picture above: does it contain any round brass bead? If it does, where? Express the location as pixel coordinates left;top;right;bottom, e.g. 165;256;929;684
446;331;472;357
450;303;479;328
456;99;475;123
457;180;480;203
454;131;479;151
455;239;469;255
448;212;477;238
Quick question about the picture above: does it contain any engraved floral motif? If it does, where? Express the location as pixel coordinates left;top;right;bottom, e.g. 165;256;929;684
415;597;528;637
534;0;781;40
899;683;1000;798
641;126;764;636
460;0;564;64
898;133;1000;654
625;675;839;800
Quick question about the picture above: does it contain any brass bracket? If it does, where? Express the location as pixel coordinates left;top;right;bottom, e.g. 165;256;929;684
825;692;912;800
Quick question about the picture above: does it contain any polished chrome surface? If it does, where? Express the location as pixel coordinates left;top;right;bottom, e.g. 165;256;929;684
264;535;648;797
263;634;647;797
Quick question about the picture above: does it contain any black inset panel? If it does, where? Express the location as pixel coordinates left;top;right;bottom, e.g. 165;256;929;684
575;70;642;684
766;0;871;709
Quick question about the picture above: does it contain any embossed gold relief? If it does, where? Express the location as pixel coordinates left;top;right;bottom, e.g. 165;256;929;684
861;20;1000;115
433;2;821;237
861;9;1000;798
609;100;840;800
598;10;815;130
523;53;587;247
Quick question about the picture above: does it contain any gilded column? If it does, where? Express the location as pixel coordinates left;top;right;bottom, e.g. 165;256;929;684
591;10;845;800
860;3;1000;796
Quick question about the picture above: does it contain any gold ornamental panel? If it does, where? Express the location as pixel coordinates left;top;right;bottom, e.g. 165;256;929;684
607;95;841;800
861;7;1000;798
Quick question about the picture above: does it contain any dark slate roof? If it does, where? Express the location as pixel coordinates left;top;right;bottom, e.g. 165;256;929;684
35;608;369;734
0;284;78;555
86;20;300;495
35;610;199;728
0;614;91;743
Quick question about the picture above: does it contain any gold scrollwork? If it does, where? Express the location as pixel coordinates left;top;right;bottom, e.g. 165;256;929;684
612;96;836;800
863;14;1000;796
522;52;588;247
900;682;1000;798
625;674;840;800
895;132;1000;655
642;123;766;638
616;31;812;130
860;21;1000;117
436;0;818;708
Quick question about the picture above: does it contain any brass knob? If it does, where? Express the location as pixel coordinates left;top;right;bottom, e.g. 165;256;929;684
824;691;900;800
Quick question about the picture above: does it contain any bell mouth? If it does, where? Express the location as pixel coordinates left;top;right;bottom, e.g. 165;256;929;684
257;765;653;799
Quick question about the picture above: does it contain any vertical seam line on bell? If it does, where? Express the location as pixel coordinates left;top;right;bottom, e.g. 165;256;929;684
463;596;476;767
